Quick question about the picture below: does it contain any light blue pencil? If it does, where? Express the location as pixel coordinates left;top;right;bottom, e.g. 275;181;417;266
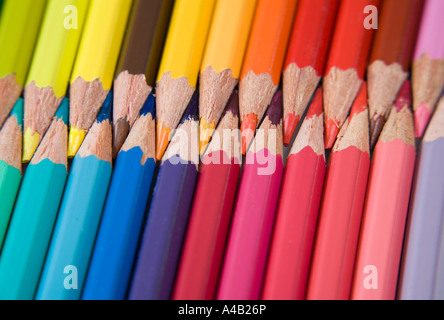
36;92;112;300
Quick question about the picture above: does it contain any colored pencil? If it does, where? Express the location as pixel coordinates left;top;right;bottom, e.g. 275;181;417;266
412;0;444;138
351;81;416;300
82;93;156;300
198;0;256;155
0;98;23;248
282;0;339;146
113;0;173;158
398;96;444;300
217;90;284;300
68;0;132;157
0;99;68;300
23;0;89;162
155;0;216;161
22;0;89;162
0;0;46;128
173;90;241;300
262;88;326;300
368;0;423;147
36;93;112;300
307;84;370;300
129;91;199;300
239;0;296;155
323;0;379;149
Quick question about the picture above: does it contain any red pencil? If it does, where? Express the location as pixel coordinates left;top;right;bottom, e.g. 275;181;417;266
172;91;241;300
262;88;326;300
323;0;379;149
282;0;339;146
306;83;370;300
351;81;416;300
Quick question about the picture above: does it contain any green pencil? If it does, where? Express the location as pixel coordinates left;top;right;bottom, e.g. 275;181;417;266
0;0;46;128
0;99;68;300
0;98;23;248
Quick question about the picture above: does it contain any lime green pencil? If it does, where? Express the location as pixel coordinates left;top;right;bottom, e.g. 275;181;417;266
0;0;46;128
0;99;68;300
23;0;89;162
0;98;23;248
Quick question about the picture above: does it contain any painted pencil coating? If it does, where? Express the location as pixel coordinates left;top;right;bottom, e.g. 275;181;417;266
37;95;112;300
22;0;89;162
113;0;173;157
412;0;444;138
262;89;325;300
399;97;444;300
352;82;415;300
82;94;156;300
0;100;68;300
155;0;215;161
68;0;132;157
0;0;46;127
323;0;379;149
367;0;423;146
218;91;284;300
282;0;339;145
0;98;23;248
198;0;256;154
173;91;241;300
129;92;199;300
307;85;370;300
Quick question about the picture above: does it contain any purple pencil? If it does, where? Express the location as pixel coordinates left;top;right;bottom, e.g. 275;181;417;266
399;96;444;300
128;91;199;300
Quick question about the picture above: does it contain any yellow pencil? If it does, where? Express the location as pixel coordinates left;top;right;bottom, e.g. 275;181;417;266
22;0;89;162
155;0;216;161
0;0;46;128
68;0;132;158
198;0;257;155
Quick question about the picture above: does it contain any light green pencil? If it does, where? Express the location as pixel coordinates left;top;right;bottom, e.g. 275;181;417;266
0;98;23;248
0;99;68;300
0;0;46;128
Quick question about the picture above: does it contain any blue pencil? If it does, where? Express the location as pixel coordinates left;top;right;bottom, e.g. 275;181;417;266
399;96;444;300
36;92;113;300
82;93;156;300
129;91;199;300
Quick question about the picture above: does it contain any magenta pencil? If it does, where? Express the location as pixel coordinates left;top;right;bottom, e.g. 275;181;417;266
217;90;284;300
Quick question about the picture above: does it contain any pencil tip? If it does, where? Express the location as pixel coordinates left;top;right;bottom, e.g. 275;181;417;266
68;127;86;158
22;128;40;163
414;103;432;139
283;113;299;146
11;98;24;128
199;120;215;155
156;121;171;161
113;118;130;159
370;116;385;148
325;118;339;149
241;113;257;155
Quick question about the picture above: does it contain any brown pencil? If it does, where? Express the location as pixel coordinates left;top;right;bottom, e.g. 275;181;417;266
113;0;173;157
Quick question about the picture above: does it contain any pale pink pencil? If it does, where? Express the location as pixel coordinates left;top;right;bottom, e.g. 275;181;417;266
412;0;444;138
217;91;283;300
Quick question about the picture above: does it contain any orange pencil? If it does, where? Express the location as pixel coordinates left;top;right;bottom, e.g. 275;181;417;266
239;0;297;154
323;0;380;149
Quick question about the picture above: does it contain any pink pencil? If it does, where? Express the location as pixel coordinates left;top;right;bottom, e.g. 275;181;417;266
412;0;444;138
351;81;416;300
217;90;284;300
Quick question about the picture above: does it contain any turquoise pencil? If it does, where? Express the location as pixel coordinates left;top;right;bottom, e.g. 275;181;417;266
82;93;156;300
36;92;112;300
0;99;68;300
0;98;23;248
